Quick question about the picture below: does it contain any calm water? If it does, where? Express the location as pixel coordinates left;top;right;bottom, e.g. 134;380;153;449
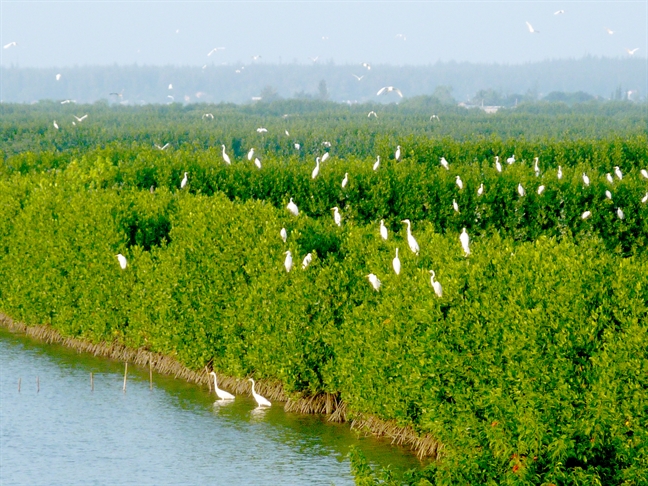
0;329;421;485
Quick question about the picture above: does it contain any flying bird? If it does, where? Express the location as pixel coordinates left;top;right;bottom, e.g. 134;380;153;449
202;113;214;119
256;127;268;133
55;73;62;81
366;273;381;291
207;47;225;56
3;41;17;49
53;121;59;130
362;62;371;70
526;22;539;33
377;86;403;97
605;27;614;35
395;34;407;41
367;111;378;118
155;143;170;150
626;48;639;55
73;114;88;122
554;10;565;15
352;74;364;81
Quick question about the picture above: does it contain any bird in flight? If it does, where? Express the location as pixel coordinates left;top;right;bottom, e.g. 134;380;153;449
626;48;639;55
395;34;407;41
155;143;170;150
60;99;76;104
352;74;364;81
526;21;539;33
207;47;225;56
605;27;614;35
251;54;262;61
361;62;371;70
554;10;565;15
309;56;319;62
73;114;88;122
3;41;17;49
55;73;62;81
367;111;378;118
377;86;403;97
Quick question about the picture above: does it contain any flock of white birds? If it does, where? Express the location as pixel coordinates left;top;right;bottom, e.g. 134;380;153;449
207;371;272;408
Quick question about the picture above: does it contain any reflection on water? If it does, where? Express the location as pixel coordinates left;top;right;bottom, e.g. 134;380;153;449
0;328;421;485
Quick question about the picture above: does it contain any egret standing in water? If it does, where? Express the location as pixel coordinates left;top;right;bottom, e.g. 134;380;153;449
116;254;127;269
287;198;299;216
284;251;293;272
221;145;231;165
366;273;381;291
210;372;235;400
429;270;443;297
248;378;271;407
401;219;420;255
380;220;388;240
392;248;401;275
460;228;470;256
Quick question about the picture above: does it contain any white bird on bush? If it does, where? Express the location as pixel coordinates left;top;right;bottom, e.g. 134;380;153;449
341;173;349;188
606;173;614;184
331;206;341;226
116;254;127;269
294;143;301;150
614;166;623;180
366;273;381;291
392;248;401;275
302;253;313;269
617;208;625;220
280;228;287;243
534;157;540;176
517;183;526;197
642;193;648;204
401;219;420;255
606;190;613;200
284;251;293;272
557;166;563;179
453;199;459;212
210;372;235;400
641;169;648;179
495;156;502;173
373;156;380;171
248;378;271;407
321;152;330;163
429;270;443;297
53;120;59;130
395;145;401;161
455;176;463;190
287;198;299;216
312;157;321;179
181;172;188;189
460;228;470;256
254;157;262;169
582;173;590;186
477;183;484;196
537;185;545;195
221;145;231;165
582;211;592;220
247;148;254;161
506;154;515;165
380;220;388;240
256;127;268;133
440;157;449;170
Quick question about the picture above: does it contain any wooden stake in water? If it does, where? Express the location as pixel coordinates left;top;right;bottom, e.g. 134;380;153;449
91;372;94;392
149;360;153;391
123;362;128;392
37;376;40;393
18;377;21;393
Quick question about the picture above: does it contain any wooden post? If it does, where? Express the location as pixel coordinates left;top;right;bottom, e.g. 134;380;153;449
18;377;21;393
37;376;40;393
149;360;153;390
123;362;128;392
91;372;94;392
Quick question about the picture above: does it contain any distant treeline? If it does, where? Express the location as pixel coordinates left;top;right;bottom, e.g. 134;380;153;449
1;56;645;105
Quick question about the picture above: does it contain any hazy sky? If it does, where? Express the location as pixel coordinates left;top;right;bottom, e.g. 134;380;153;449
1;1;646;67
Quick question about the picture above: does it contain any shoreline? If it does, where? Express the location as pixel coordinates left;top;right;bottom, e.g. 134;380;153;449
0;312;442;460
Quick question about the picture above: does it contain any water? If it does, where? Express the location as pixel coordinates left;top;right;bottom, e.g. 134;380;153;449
0;328;421;485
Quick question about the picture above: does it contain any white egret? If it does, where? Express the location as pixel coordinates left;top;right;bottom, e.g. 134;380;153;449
401;219;420;255
202;113;214;120
642;193;648;204
453;199;459;212
554;9;565;15
367;111;378;118
210;372;235;400
168;83;173;90
55;73;61;81
294;143;301;150
557;166;563;179
366;273;381;291
248;378;271;407
377;86;403;97
582;173;590;186
460;228;470;256
537;185;545;195
116;254;128;270
429;270;443;297
395;145;401;161
280;228;287;243
256;127;268;133
606;190;613;200
73;114;88;122
312;158;321;179
284;251;293;272
477;183;484;196
495;156;502;173
286;198;299;216
322;141;332;148
3;41;17;49
341;173;349;188
617;208;624;220
221;145;231;165
430;114;440;121
392;248;401;275
373;156;380;171
606;173;614;183
53;121;59;130
155;143;170;150
254;157;262;169
247;148;255;161
61;99;76;104
534;157;540;176
641;169;648;179
614;166;623;180
440;157;449;170
582;211;592;220
517;183;526;197
506;154;515;164
302;253;313;269
626;48;639;55
526;21;539;33
352;74;364;81
207;47;225;56
455;176;463;190
321;152;330;162
380;220;388;240
180;172;188;189
331;207;342;226
285;130;290;136
362;62;371;70
605;27;614;35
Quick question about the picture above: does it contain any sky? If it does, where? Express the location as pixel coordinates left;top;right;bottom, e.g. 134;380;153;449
1;1;646;67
